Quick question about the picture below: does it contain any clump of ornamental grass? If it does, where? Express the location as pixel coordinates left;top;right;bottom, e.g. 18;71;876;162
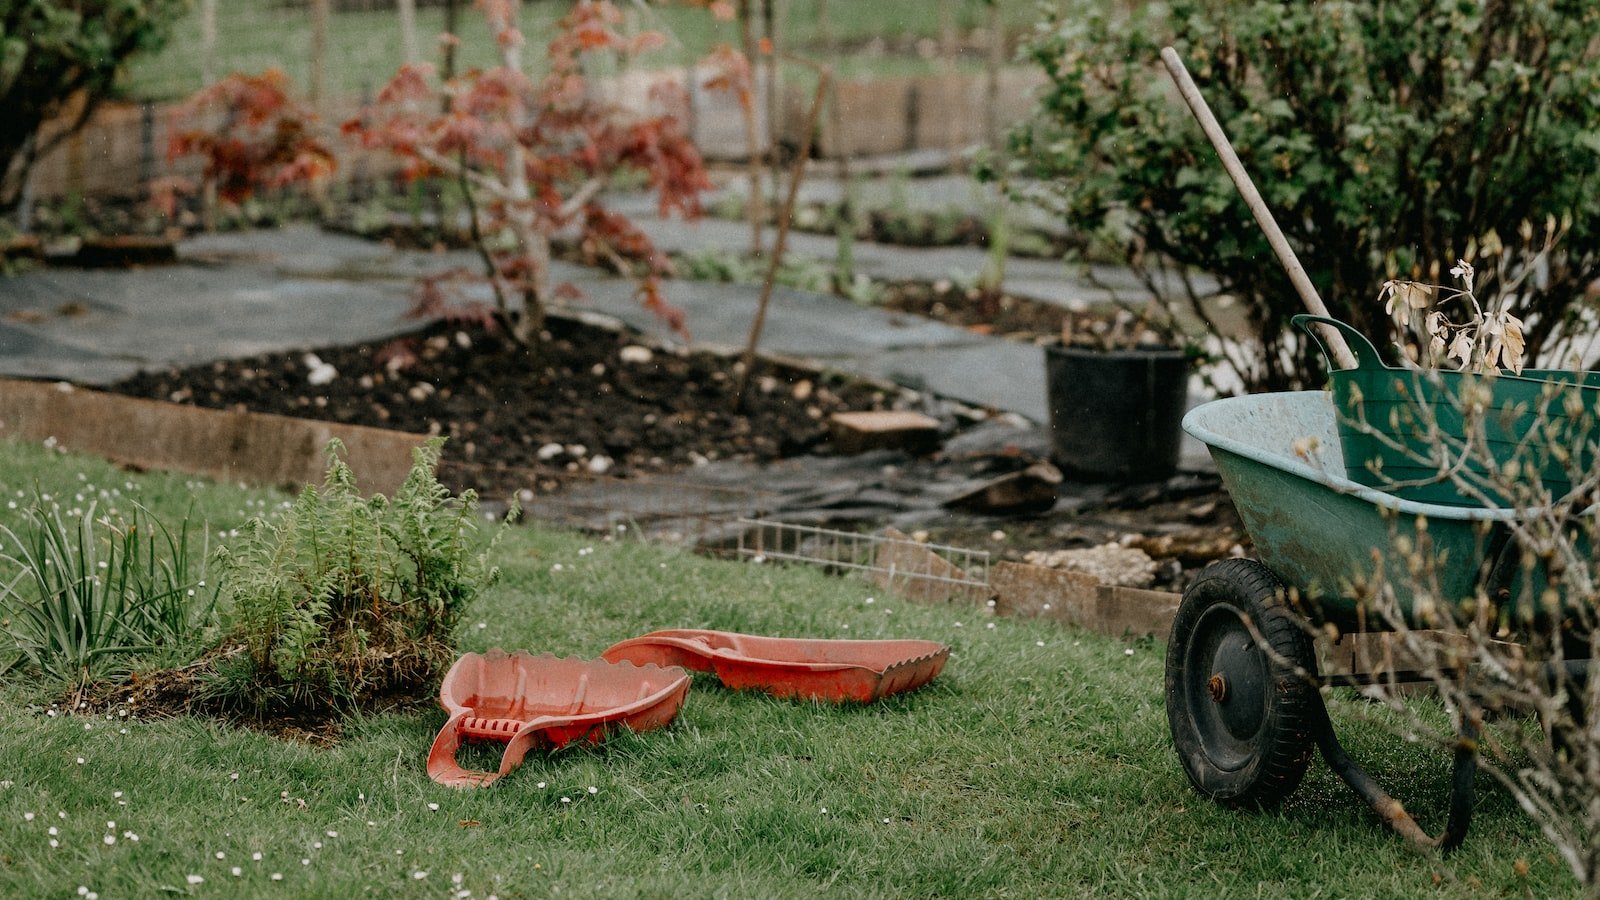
0;496;211;693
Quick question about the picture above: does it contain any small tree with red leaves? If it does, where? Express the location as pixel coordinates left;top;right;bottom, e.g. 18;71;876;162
345;0;711;346
163;68;337;216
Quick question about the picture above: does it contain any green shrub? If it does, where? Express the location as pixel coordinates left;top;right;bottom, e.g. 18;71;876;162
204;438;508;715
0;498;210;689
1005;0;1600;390
1;1;188;216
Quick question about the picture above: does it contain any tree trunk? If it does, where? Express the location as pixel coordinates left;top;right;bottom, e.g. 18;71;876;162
763;0;781;204
493;2;542;348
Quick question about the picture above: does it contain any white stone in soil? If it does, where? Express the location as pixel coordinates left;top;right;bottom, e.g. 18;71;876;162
302;353;338;387
536;442;564;461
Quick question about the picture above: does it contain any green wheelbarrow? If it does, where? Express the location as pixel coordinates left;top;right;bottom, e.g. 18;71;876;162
1153;45;1600;851
1172;388;1592;851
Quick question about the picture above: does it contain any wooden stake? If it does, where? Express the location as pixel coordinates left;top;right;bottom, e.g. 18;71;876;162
738;0;765;255
397;0;419;65
1159;46;1356;370
737;63;831;403
763;0;781;204
200;0;217;87
310;0;330;113
442;0;460;81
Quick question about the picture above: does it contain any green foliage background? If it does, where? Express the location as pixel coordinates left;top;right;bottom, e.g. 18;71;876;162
0;1;189;211
1009;0;1600;389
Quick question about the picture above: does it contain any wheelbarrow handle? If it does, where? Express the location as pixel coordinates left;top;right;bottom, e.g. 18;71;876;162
1312;689;1477;852
1292;314;1389;373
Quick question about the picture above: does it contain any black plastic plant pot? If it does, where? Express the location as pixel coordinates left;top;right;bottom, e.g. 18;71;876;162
1044;343;1189;482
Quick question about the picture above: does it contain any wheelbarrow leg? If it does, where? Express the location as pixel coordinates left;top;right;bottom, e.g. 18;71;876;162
1311;689;1478;853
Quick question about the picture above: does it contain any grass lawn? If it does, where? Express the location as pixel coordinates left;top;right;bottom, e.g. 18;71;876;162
0;438;1579;897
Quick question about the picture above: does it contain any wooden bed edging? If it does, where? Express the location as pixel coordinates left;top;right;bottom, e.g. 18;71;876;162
0;378;427;495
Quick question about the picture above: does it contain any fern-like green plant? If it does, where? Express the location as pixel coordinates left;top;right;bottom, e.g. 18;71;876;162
207;438;509;716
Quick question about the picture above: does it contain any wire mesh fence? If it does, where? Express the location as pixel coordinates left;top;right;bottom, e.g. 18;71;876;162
439;458;992;603
735;518;991;603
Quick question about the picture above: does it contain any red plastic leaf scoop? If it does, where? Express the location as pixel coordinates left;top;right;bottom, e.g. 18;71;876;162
600;630;950;703
427;649;691;788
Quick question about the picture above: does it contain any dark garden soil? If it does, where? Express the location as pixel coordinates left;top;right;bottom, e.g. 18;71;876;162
879;279;1078;340
107;314;909;486
70;202;1239;585
79;650;434;745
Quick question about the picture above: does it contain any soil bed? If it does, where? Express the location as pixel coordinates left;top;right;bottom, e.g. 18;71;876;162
878;280;1081;339
108;315;909;486
105;310;1241;592
79;649;434;745
79;210;1237;585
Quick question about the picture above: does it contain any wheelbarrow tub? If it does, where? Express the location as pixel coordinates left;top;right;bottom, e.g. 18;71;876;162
601;629;950;703
1296;314;1600;507
1182;391;1532;629
427;649;691;788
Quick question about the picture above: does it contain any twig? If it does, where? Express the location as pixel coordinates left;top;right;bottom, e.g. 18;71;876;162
455;161;514;330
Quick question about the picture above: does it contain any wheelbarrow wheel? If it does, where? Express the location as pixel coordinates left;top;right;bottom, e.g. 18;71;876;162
1166;558;1317;809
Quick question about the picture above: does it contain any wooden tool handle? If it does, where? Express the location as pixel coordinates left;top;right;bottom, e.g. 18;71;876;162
1160;46;1357;371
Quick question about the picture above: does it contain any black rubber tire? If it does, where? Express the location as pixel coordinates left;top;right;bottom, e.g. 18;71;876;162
1165;558;1318;809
